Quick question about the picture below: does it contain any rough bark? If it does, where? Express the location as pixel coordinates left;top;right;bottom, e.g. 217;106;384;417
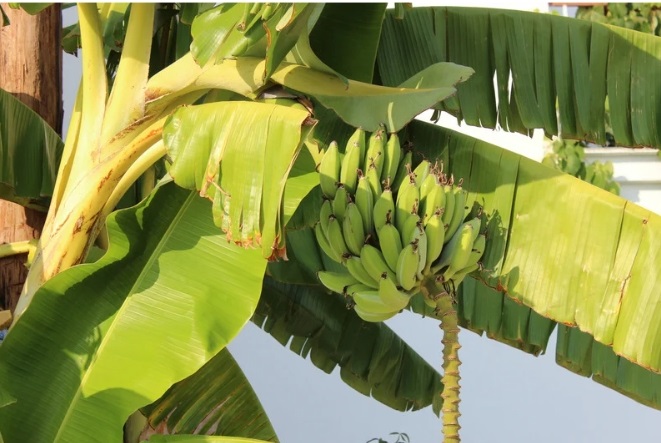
0;4;62;313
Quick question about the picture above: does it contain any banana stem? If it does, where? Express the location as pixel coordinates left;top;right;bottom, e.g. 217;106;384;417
423;280;462;443
438;292;462;443
100;3;154;147
102;140;166;218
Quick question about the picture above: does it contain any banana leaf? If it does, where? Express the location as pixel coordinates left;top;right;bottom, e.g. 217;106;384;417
253;277;443;414
404;119;661;408
163;100;314;260
308;3;387;82
0;88;63;210
556;325;661;410
0;183;266;442
378;7;661;148
140;349;277;441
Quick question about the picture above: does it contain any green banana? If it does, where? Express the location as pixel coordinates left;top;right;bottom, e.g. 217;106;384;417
365;125;386;179
401;213;421;246
332;185;348;224
377;223;402;272
446;233;485;280
345;255;379;287
361;244;396;283
424;209;445;272
419;163;440;199
344;283;375;297
373;187;395;232
319;141;341;199
436;217;480;278
317;271;360;294
449;262;480;286
319;199;333;239
314;222;342;263
409;222;428;279
396;243;419;291
340;128;364;194
392;150;412;193
378;276;411;311
420;175;445;225
441;178;455;232
445;184;467;240
352;289;400;314
327;215;350;259
355;173;374;235
365;164;383;201
395;176;419;235
353;304;397;322
343;202;366;256
382;133;401;185
412;160;431;188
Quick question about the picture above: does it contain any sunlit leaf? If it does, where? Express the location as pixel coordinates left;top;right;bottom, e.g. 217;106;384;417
163;100;314;260
378;7;661;148
0;183;266;442
402;119;661;408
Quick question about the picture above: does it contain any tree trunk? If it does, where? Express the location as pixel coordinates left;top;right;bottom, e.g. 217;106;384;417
0;4;62;314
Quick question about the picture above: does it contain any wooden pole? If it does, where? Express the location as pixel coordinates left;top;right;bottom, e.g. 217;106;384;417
0;4;62;314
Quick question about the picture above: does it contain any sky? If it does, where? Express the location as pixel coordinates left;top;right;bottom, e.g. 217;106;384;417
60;4;661;443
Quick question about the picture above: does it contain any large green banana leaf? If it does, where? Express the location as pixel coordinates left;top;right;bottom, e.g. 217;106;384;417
404;119;661;408
140;348;277;441
0;183;266;443
254;277;443;413
378;7;661;148
0;88;63;209
164;100;314;260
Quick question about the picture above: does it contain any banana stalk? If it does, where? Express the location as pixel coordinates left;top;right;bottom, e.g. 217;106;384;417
13;120;166;321
100;3;154;147
62;3;108;201
422;279;462;443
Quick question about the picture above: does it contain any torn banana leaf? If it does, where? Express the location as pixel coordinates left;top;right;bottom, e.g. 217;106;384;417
254;277;443;414
404;119;661;408
163;100;315;260
378;7;661;148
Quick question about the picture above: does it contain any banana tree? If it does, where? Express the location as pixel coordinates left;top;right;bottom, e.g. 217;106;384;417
1;3;661;443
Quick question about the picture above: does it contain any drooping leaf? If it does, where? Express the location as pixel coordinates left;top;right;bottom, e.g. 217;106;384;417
308;3;388;82
142;436;271;443
0;88;63;210
163;100;314;260
140;349;277;441
0;183;266;442
378;7;661;148
270;60;473;132
253;277;443;413
403;119;661;408
556;325;661;410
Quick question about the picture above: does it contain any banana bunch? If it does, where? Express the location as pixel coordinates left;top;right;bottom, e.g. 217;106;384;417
315;126;486;322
